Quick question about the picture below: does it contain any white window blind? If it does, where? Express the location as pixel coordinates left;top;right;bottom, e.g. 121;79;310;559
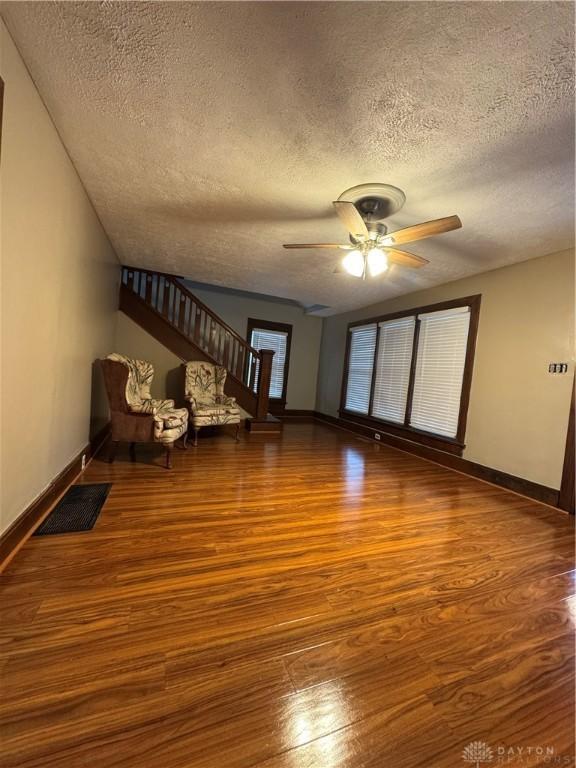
371;316;416;424
344;324;377;414
250;328;288;399
409;306;471;438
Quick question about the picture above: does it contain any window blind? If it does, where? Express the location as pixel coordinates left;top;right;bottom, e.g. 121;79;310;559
344;324;377;414
250;328;288;399
409;306;471;438
371;316;416;423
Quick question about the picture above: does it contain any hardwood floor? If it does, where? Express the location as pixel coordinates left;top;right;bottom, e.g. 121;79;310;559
1;423;574;767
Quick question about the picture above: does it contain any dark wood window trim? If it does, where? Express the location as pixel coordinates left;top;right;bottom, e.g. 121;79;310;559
339;294;482;456
246;318;293;414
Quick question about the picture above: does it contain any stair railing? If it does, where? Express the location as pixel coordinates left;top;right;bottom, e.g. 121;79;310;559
121;266;273;418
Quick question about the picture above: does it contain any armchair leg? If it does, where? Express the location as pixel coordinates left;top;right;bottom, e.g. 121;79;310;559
108;441;119;464
129;442;136;462
181;433;188;450
193;428;199;447
165;444;173;469
235;423;240;442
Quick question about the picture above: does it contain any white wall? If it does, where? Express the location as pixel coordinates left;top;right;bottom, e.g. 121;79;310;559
0;21;119;534
316;250;575;489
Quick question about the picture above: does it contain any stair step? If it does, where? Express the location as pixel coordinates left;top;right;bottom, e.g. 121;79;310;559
245;415;283;433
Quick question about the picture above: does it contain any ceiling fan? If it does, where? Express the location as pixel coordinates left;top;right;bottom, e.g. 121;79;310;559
283;183;462;279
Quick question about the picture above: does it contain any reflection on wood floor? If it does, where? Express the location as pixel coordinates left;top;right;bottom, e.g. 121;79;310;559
1;423;574;767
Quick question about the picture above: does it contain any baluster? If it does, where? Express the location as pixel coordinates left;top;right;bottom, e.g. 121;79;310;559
194;306;202;345
217;326;224;364
185;297;192;335
163;279;171;319
225;333;232;370
178;294;187;332
221;329;227;365
209;320;217;358
172;286;177;325
204;315;211;352
151;274;159;310
145;273;153;304
188;300;195;338
132;270;140;295
174;287;181;328
231;339;238;378
237;345;246;383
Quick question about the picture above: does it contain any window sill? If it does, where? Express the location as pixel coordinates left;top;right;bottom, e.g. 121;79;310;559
339;410;465;456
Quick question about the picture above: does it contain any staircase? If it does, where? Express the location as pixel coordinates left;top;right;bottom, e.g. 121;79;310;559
119;266;281;432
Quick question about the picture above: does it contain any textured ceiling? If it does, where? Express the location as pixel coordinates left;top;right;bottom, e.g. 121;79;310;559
2;1;574;315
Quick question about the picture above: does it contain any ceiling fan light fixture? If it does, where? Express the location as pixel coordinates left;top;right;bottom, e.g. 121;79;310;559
367;247;389;276
342;249;364;278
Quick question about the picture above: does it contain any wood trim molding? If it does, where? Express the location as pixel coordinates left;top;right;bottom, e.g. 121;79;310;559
0;423;110;572
559;376;575;514
313;411;561;509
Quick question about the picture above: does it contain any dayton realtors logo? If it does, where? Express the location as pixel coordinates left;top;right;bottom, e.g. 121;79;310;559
462;741;571;766
463;742;494;768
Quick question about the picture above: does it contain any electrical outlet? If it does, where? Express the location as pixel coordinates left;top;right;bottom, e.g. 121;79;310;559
81;454;86;471
374;433;381;441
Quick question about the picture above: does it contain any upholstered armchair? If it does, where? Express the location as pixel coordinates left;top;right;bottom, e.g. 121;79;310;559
183;361;241;446
101;354;188;468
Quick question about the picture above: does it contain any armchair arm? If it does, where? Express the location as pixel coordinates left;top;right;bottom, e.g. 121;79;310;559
185;394;198;410
110;411;155;442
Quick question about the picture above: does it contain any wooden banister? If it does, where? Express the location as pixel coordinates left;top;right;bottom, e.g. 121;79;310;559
120;266;275;420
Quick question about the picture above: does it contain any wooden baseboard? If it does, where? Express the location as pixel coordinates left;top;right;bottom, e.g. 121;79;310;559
313;411;561;509
0;423;110;572
281;409;315;422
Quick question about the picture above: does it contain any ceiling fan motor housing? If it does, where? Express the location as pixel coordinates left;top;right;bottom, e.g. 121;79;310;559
338;183;406;223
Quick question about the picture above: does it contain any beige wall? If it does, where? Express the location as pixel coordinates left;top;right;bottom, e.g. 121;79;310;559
116;284;324;411
316;249;575;489
0;21;119;534
115;313;185;404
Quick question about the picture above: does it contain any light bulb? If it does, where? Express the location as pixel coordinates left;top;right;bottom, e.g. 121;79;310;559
342;249;364;278
367;247;389;276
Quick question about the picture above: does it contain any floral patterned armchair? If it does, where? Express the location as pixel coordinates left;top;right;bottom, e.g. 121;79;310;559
183;361;241;446
102;354;188;468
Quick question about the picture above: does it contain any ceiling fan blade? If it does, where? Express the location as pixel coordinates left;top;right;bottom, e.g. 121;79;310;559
332;201;369;240
384;248;429;268
384;215;461;246
283;243;353;249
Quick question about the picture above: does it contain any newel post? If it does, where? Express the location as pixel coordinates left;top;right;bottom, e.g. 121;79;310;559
255;349;275;419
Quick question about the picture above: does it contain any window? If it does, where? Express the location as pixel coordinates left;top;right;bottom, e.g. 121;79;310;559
340;296;480;453
410;307;471;438
344;324;377;414
247;319;292;403
372;316;416;424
